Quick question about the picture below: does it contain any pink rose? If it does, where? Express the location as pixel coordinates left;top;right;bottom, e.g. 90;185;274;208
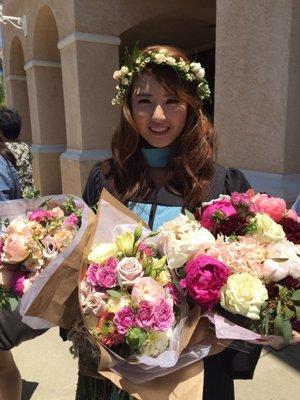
28;209;53;222
139;243;155;257
131;277;165;304
82;292;106;316
200;199;237;231
1;234;29;264
11;270;27;296
114;306;136;334
136;301;156;329
153;298;175;331
116;257;144;286
51;207;64;218
285;209;299;221
62;213;79;230
180;254;229;310
252;194;286;222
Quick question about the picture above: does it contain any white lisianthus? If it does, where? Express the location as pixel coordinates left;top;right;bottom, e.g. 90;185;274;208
253;213;286;243
157;214;215;269
261;239;300;282
88;243;116;264
106;293;131;313
220;273;268;320
140;329;171;357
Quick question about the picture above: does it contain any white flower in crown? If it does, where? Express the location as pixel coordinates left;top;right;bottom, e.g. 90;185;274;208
165;56;176;66
154;53;168;64
177;59;189;73
113;70;122;81
120;66;129;75
190;62;205;80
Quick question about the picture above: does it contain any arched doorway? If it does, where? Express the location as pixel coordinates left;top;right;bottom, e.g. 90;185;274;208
27;5;66;194
5;36;32;143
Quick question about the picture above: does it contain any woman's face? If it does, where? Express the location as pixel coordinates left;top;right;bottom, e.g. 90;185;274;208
131;73;188;148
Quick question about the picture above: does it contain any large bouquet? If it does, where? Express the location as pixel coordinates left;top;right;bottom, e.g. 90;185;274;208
0;195;95;329
166;190;300;344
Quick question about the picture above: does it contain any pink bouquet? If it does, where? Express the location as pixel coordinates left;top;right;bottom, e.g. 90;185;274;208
0;197;82;309
80;225;181;357
191;191;300;343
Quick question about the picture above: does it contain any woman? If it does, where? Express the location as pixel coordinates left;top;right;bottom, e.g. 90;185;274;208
76;44;261;400
0;139;22;400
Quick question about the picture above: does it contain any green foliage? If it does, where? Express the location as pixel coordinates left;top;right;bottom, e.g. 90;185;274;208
0;75;6;107
125;327;147;350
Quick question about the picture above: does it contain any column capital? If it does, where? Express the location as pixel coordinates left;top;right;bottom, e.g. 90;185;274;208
57;31;121;50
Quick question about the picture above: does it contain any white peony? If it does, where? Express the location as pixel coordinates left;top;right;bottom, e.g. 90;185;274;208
157;214;215;269
261;239;300;282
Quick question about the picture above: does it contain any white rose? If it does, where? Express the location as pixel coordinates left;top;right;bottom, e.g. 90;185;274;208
116;257;144;286
113;70;122;81
253;213;286;243
140;329;171;357
190;62;205;79
220;273;268;320
158;214;215;269
88;243;116;264
120;66;129;74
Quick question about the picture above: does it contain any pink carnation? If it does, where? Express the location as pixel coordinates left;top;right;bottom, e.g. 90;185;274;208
136;301;156;329
87;259;118;289
153;299;175;331
114;306;136;334
201;199;237;231
11;270;27;297
139;243;154;257
62;213;79;229
28;209;53;222
180;254;229;310
252;194;286;222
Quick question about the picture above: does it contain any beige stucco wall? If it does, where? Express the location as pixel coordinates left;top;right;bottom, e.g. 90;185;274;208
215;0;293;174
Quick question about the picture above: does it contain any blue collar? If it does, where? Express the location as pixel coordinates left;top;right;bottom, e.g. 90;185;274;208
141;147;176;168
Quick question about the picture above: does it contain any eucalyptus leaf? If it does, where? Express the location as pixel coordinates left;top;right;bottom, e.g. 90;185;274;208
282;319;293;344
8;297;19;311
291;289;300;303
273;314;284;336
295;305;300;320
107;290;122;298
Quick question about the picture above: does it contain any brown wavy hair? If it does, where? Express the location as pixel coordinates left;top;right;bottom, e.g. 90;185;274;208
111;45;216;209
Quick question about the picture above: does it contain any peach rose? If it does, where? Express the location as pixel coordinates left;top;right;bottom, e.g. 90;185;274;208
1;234;29;264
6;216;32;239
252;194;286;222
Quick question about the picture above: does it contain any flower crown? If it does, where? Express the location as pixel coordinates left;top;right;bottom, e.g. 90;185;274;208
112;47;211;106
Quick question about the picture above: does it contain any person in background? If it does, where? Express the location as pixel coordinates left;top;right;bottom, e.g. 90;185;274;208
0;137;22;399
0;108;32;194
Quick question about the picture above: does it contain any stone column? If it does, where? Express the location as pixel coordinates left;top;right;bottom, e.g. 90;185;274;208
4;75;32;143
214;0;300;202
58;32;120;196
25;60;66;195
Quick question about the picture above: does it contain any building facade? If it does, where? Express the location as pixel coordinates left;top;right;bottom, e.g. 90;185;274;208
2;0;300;201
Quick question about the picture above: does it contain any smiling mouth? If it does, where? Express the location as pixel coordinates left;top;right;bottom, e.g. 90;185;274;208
149;127;170;135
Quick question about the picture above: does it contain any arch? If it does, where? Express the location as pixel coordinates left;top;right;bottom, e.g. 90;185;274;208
6;36;32;142
33;5;60;61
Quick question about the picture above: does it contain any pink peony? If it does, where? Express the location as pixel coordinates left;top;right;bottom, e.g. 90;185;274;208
136;301;156;329
200;199;237;231
153;298;175;331
11;270;27;296
28;209;53;222
180;254;229;310
165;283;183;306
114;306;136;334
62;213;79;230
252;194;286;222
